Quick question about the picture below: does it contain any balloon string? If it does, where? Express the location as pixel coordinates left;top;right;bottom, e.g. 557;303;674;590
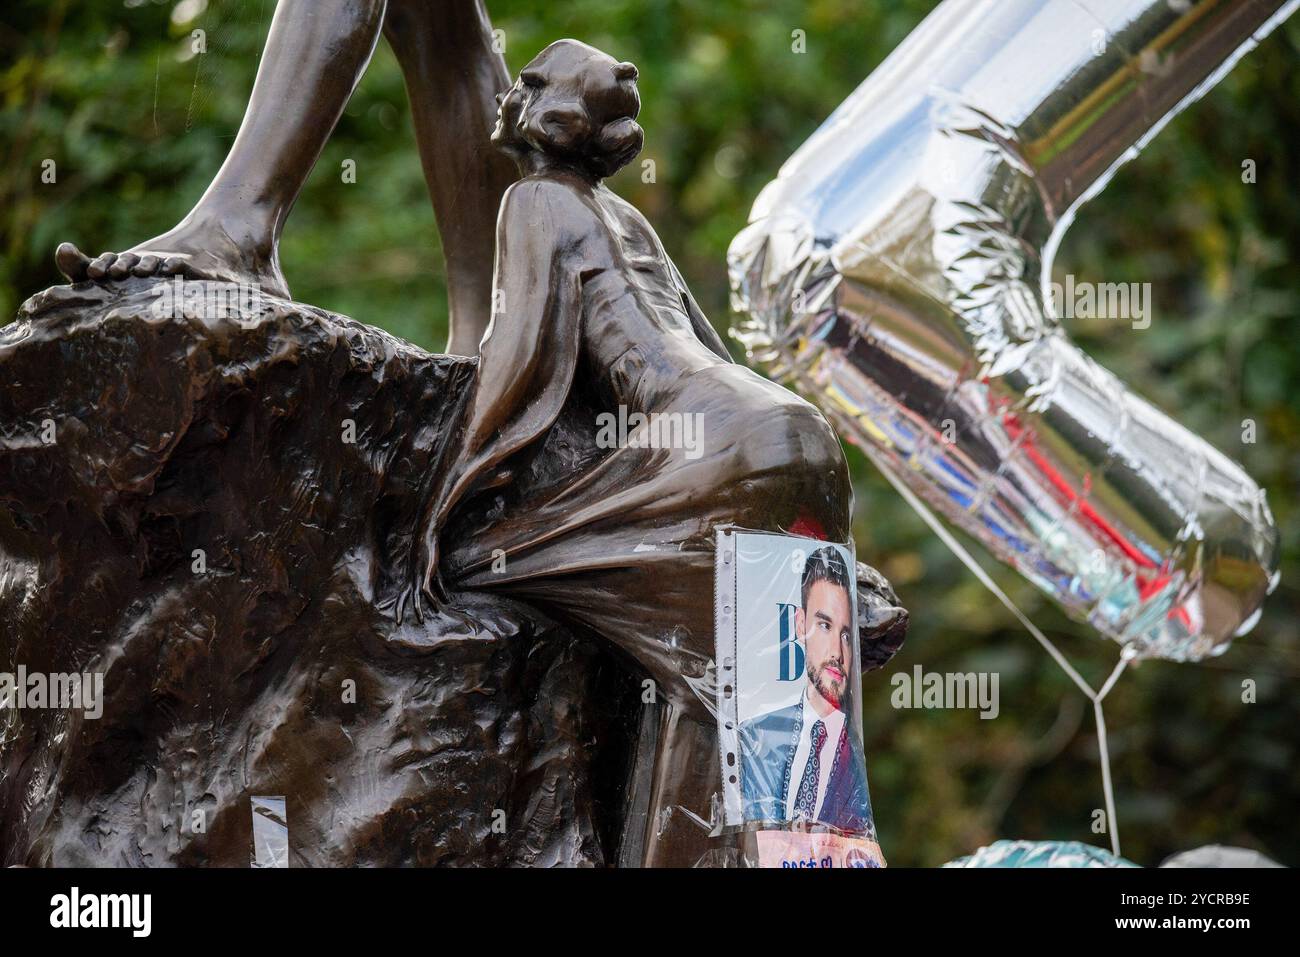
864;448;1128;857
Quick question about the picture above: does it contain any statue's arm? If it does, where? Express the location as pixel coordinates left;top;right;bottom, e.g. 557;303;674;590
428;178;590;531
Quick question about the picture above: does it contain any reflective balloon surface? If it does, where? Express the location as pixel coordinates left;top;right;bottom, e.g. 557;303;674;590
729;0;1290;661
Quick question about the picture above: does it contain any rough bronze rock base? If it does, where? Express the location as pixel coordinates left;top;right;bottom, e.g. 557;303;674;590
0;279;641;866
0;279;906;866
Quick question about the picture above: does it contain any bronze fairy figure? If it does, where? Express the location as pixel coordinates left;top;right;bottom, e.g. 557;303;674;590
410;40;857;864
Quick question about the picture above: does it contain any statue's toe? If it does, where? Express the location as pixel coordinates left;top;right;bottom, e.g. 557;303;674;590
86;252;117;280
132;254;161;277
54;242;91;282
107;252;140;279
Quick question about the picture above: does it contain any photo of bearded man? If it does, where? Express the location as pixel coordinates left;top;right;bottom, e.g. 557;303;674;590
739;545;874;832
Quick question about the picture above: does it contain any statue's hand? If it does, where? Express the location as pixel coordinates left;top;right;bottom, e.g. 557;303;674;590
381;526;446;625
414;523;450;620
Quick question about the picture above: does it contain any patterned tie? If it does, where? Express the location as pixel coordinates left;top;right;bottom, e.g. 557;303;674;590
792;719;827;820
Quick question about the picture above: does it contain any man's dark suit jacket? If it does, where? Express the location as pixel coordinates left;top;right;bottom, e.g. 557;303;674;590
739;698;873;833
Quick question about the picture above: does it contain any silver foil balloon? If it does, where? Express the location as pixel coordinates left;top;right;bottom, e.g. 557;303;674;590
945;840;1281;867
729;0;1289;661
944;840;1136;867
1160;844;1282;867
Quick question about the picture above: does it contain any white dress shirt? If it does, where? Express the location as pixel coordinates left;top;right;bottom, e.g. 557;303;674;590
784;688;846;821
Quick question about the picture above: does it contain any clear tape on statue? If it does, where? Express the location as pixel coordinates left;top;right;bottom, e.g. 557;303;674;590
728;0;1291;662
250;795;289;868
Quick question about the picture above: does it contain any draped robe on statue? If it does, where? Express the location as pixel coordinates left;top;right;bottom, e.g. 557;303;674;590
418;173;853;712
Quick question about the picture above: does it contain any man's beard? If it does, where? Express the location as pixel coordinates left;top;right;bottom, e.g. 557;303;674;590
809;657;846;710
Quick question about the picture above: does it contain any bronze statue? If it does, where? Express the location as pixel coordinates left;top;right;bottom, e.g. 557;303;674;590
0;277;639;867
404;39;874;865
54;0;515;356
13;7;907;865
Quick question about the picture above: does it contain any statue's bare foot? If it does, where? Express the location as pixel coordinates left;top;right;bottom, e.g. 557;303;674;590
55;215;289;300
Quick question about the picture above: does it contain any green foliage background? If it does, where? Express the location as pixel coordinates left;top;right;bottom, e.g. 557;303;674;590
2;0;1297;866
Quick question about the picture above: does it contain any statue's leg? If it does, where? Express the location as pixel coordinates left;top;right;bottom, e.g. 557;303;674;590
56;0;389;298
383;0;518;357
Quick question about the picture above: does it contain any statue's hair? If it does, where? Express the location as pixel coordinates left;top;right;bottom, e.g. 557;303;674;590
519;59;644;178
585;114;644;178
